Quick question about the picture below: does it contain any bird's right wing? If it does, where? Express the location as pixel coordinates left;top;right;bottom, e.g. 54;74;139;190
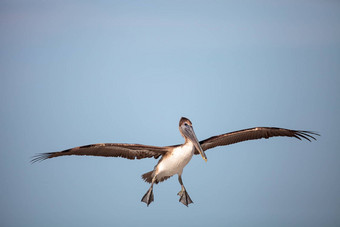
197;127;319;153
31;143;170;163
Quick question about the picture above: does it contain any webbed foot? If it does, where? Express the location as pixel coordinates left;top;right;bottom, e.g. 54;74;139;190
177;188;193;206
141;188;154;206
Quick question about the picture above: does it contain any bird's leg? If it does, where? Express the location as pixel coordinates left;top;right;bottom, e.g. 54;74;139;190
177;175;193;206
141;177;156;206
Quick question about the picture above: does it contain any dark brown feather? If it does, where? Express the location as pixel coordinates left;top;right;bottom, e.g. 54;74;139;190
31;143;170;163
195;127;319;154
141;171;171;184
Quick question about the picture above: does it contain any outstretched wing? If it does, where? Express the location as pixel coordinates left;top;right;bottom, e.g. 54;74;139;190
31;143;170;163
196;127;319;153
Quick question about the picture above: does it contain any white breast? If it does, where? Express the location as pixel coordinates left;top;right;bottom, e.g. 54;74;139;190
155;141;195;179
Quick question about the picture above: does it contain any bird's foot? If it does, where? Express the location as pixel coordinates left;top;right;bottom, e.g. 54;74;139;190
177;188;193;207
141;188;154;206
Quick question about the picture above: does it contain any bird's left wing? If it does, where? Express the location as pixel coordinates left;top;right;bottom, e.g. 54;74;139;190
31;143;169;163
195;127;319;154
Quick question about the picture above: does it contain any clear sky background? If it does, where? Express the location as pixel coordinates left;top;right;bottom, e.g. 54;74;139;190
1;0;339;226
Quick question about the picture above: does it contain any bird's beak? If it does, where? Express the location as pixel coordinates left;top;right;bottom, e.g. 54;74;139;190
182;125;207;162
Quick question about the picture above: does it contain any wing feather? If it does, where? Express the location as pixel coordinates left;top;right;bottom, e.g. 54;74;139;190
31;143;169;163
196;127;319;153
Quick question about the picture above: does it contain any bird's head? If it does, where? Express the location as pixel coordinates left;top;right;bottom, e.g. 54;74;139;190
179;117;207;162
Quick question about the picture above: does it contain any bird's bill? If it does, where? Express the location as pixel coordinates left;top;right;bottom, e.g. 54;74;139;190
183;125;207;162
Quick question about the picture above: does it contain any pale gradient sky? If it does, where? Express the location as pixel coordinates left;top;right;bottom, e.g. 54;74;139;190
1;1;339;226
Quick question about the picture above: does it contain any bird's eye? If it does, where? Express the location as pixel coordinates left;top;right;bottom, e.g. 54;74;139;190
184;123;188;126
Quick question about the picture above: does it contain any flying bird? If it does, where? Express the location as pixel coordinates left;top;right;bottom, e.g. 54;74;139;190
31;117;319;206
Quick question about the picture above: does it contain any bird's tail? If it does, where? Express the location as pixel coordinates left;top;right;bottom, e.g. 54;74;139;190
142;171;154;184
142;170;172;184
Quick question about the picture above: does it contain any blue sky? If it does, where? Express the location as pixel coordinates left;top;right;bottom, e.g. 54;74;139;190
1;0;339;226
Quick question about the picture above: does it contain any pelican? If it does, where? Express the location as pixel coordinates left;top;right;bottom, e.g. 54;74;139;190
31;117;319;206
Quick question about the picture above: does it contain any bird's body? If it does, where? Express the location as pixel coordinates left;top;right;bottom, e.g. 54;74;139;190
32;117;319;206
153;141;195;182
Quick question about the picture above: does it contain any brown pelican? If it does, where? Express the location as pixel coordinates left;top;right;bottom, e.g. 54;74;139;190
31;117;319;206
